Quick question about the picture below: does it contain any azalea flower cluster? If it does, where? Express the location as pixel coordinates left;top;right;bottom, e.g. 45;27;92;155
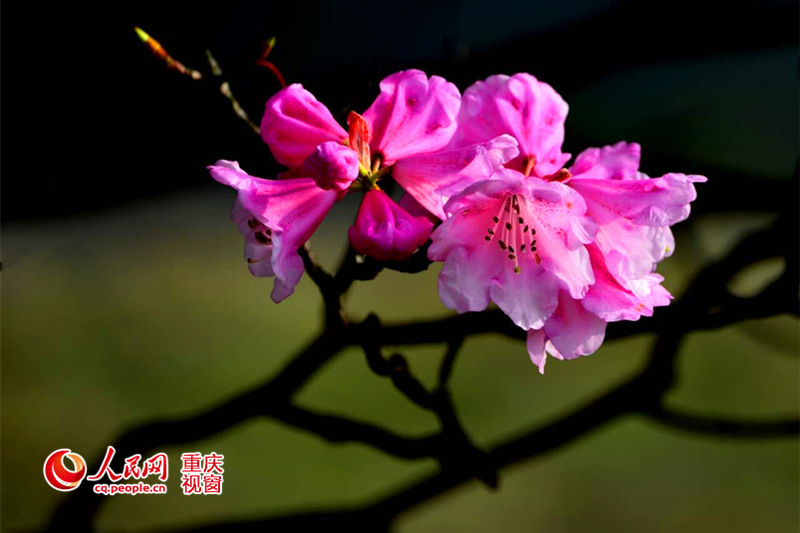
209;70;705;372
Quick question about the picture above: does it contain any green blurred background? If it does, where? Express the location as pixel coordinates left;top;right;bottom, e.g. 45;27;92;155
2;0;798;531
3;194;798;531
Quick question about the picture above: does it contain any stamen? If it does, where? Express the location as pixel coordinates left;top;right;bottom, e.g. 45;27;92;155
481;194;540;274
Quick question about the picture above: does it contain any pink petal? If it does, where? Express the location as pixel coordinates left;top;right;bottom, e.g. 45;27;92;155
432;224;559;327
261;84;347;168
438;167;526;218
543;292;607;360
520;175;595;299
602;220;675;284
526;329;547;374
457;73;570;177
436;246;502;313
570;172;707;227
209;160;340;302
348;189;433;261
569;141;641;180
297;141;359;191
489;267;560;330
581;245;672;322
362;70;460;163
391;134;519;220
231;200;275;277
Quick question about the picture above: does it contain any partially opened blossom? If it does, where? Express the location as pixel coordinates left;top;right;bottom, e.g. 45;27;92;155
432;73;706;373
209;143;357;302
212;69;517;303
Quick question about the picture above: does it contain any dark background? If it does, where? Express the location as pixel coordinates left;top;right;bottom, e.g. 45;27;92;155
2;0;797;221
2;1;798;532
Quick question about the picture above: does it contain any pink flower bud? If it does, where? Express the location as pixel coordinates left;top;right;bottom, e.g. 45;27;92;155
299;142;359;191
349;189;433;261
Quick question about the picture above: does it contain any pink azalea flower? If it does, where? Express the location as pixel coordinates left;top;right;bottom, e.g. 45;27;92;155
209;144;357;303
434;73;706;373
428;168;596;330
522;142;704;373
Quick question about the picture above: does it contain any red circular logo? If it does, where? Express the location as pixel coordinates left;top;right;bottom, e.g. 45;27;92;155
43;449;87;491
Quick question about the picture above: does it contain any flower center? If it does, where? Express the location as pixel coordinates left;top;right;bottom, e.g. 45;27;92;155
483;194;540;273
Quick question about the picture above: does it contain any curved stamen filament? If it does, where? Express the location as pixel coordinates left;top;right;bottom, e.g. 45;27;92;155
484;195;539;273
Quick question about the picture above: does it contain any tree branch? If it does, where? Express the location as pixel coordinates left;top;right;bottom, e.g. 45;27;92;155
643;406;800;438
